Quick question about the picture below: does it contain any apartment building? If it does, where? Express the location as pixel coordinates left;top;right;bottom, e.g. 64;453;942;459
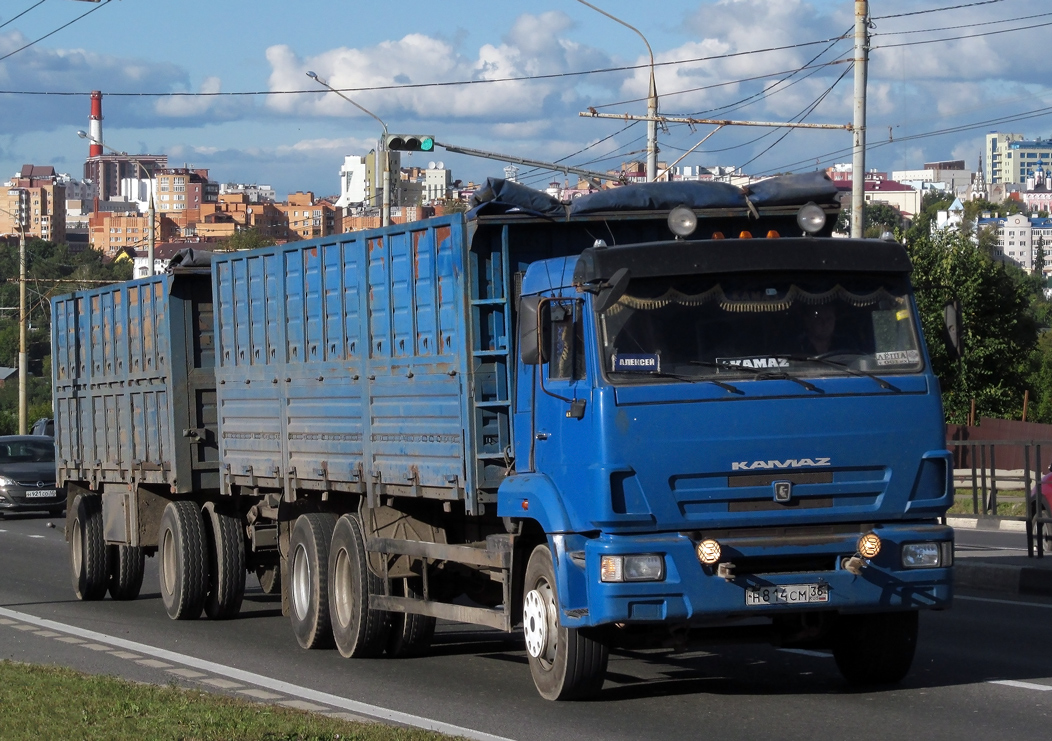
194;193;288;241
980;212;1052;274
275;192;339;240
0;165;67;243
88;211;179;256
154;168;218;213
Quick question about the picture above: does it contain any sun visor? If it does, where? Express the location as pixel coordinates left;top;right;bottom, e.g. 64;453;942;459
466;178;567;219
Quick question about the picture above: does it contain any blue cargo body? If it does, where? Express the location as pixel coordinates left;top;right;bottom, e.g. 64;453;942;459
52;269;218;495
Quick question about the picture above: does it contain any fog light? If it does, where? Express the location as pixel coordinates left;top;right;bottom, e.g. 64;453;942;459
697;539;721;565
624;555;665;582
797;202;827;235
941;540;954;567
857;532;882;559
668;206;698;237
902;542;941;569
601;555;623;582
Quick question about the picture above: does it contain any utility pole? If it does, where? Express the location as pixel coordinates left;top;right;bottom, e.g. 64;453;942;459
851;0;870;238
17;197;27;435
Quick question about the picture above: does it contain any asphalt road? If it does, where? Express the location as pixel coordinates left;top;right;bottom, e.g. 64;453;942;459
1;510;1051;741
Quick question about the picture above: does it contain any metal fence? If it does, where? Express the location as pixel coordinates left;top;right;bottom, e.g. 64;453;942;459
946;439;1052;557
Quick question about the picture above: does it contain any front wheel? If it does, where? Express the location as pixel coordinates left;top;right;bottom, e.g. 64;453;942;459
832;611;919;685
523;544;608;700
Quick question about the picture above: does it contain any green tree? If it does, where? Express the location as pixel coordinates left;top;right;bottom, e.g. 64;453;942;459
217;228;276;252
908;229;1038;423
835;201;904;237
1035;235;1047;279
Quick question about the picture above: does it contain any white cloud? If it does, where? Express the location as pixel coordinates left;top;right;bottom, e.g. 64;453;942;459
155;76;224;117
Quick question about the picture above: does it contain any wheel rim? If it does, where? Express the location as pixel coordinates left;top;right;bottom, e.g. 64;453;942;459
523;578;557;664
332;547;352;628
161;527;176;596
291;543;311;621
71;517;83;577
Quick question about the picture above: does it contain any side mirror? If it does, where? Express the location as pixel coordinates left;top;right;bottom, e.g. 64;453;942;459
594;268;631;314
943;300;963;359
519;296;549;365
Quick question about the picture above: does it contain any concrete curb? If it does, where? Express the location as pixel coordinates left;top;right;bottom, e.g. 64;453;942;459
947;516;1027;532
954;561;1052;596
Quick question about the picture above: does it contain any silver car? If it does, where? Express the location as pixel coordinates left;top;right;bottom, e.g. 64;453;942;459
0;436;63;517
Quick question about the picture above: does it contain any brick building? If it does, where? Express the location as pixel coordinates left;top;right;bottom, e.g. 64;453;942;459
0;165;67;243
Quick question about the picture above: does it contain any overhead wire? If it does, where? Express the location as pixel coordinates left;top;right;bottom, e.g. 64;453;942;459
0;0;111;64
0;0;48;32
872;0;1006;20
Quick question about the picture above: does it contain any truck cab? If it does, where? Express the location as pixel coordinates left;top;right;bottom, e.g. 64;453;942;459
501;207;953;698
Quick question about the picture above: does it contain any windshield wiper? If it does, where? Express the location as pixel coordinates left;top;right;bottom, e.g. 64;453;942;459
776;355;903;393
689;360;822;394
615;368;744;395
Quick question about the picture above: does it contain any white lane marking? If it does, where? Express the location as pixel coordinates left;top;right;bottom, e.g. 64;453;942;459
0;605;513;741
201;678;244;690
240;688;283;700
778;648;832;658
26;535;44;539
956;595;1052;610
168;668;207;679
282;700;331;712
136;659;171;669
109;651;142;660
989;679;1052;692
33;630;60;637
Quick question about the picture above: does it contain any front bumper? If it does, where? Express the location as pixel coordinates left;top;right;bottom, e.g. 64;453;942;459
554;522;953;628
0;487;65;513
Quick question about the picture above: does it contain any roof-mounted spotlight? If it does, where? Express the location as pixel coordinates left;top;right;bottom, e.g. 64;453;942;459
796;202;827;236
668;205;698;238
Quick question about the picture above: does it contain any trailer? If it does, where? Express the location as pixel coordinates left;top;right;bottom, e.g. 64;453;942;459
57;173;955;699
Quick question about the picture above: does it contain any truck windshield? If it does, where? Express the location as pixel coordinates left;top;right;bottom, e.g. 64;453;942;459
596;272;922;383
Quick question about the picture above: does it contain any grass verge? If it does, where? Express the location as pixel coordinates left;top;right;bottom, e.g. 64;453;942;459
948;490;1027;517
0;660;454;741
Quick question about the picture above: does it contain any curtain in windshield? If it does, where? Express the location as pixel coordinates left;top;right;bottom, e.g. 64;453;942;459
597;272;922;381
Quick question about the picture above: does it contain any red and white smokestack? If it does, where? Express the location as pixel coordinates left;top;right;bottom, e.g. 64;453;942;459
89;91;103;157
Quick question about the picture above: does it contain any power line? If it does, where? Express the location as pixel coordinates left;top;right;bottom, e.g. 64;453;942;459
873;18;1052;50
0;0;111;64
872;0;1006;20
0;0;48;32
872;11;1052;36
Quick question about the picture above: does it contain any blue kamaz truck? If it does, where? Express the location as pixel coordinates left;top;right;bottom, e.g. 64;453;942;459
54;172;954;700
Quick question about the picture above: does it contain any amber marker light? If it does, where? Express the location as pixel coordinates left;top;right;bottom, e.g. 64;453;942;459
697;539;721;565
857;532;882;559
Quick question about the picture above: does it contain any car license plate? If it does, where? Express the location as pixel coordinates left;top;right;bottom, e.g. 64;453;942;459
24;489;57;499
745;583;828;606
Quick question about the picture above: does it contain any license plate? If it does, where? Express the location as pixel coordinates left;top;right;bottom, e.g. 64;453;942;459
745;583;829;606
24;489;57;499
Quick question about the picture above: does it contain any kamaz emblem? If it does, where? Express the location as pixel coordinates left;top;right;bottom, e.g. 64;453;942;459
731;457;831;471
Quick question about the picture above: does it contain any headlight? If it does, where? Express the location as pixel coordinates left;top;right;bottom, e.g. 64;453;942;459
0;476;16;487
600;554;665;582
901;542;942;569
668;206;698;237
796;202;827;235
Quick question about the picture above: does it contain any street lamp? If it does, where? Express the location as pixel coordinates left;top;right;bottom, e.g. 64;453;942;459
574;0;659;182
77;130;157;275
306;70;392;226
0;198;28;434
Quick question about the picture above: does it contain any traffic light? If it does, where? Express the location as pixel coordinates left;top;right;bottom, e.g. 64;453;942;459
385;134;435;152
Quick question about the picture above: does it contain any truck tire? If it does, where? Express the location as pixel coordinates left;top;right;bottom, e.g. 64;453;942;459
523;544;608;700
69;493;108;601
328;513;390;657
832;611;919;685
107;545;145;601
256;563;281;595
158;500;209;620
289;512;337;649
386;577;435;658
203;504;246;620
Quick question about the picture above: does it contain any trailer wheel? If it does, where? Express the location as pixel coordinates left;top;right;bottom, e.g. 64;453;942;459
256;564;281;595
832;611;919;685
386;577;435;658
523;544;608;700
329;513;390;658
289;512;337;649
69;493;108;601
158;500;209;620
203;504;246;620
107;545;145;601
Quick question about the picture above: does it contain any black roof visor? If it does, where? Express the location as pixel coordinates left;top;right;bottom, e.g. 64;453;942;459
573;238;913;287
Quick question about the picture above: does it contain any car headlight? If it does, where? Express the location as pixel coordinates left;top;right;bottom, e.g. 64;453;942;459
600;554;665;582
901;542;951;569
0;476;16;487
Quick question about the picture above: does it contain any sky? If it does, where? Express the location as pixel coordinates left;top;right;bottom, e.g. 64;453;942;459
2;0;1051;198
